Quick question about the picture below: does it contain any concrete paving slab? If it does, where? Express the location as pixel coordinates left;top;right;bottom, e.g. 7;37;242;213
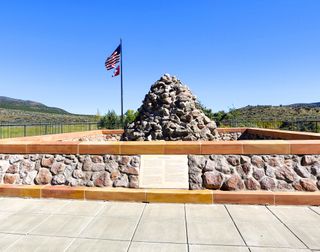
15;199;69;214
0;213;48;234
189;244;249;252
30;214;93;237
186;205;244;246
97;202;145;218
129;242;188;252
66;238;129;252
133;219;187;243
140;203;185;221
227;205;306;248
80;216;139;240
269;206;320;249
310;206;320;215
269;206;320;224
133;203;186;243
250;248;311;252
0;233;23;251
6;235;73;252
0;198;40;213
52;200;105;216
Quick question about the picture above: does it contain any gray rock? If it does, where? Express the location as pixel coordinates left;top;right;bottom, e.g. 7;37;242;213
114;174;129;187
52;174;66;185
294;164;310;178
260;177;276;191
253;168;265;181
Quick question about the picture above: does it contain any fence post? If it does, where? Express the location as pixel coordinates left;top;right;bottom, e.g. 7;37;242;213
24;125;27;137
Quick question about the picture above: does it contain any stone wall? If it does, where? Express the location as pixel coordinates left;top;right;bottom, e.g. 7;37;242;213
189;155;320;191
0;154;140;188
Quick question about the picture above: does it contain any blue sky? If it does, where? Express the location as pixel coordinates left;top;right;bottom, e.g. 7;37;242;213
1;0;320;115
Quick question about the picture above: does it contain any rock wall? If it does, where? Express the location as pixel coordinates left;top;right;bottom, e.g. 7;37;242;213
189;155;320;191
0;154;140;188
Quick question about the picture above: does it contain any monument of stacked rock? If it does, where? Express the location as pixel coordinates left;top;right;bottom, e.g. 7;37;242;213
122;74;219;141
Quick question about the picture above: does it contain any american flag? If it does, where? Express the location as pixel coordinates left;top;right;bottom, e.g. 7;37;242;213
105;44;121;70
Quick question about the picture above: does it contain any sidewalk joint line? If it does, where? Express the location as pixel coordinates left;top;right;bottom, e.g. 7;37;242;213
224;205;249;248
266;206;309;249
126;203;146;252
184;204;190;252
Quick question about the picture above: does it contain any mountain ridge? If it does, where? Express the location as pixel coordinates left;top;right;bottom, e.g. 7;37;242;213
0;96;70;114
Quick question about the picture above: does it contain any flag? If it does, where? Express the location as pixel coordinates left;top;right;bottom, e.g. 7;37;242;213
105;44;121;70
112;65;120;77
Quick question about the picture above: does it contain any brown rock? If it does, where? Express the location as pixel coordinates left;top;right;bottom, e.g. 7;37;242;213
240;155;251;164
251;155;265;168
92;171;112;187
301;155;316;166
300;178;317;192
122;166;139;175
245;177;260;190
92;163;106;172
253;168;265;181
275;165;296;182
91;155;103;163
203;171;223;189
222;174;244;191
292;180;303;191
6;164;19;174
35;168;52;185
3;174;19;184
120;156;131;166
129;175;139;188
110;170;121;181
267;157;281;167
260;177;276;191
227;156;240;166
50;162;65;175
41;157;54;168
277;180;293;191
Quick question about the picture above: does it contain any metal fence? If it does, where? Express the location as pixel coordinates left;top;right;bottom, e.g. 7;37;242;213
0;122;99;139
219;118;320;133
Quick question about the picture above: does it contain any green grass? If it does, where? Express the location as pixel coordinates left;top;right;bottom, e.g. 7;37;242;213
0;123;99;139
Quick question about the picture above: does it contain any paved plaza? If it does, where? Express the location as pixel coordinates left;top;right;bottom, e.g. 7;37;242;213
0;197;319;251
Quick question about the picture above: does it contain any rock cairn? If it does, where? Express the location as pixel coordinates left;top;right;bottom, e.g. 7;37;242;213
122;74;219;141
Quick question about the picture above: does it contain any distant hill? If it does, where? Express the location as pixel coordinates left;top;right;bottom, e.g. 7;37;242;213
221;103;320;122
0;96;98;124
0;96;70;114
286;102;320;108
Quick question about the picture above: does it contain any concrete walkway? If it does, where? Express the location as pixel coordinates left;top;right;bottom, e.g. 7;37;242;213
0;198;319;251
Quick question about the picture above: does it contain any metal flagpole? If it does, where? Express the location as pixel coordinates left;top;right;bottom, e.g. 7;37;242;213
120;38;124;127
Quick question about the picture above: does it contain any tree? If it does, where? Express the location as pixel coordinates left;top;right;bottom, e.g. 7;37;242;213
124;109;138;126
98;110;121;129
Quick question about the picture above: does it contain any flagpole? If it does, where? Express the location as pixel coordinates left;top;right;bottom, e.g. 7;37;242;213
120;38;124;127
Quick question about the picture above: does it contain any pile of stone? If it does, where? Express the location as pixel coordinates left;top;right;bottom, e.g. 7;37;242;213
122;74;219;141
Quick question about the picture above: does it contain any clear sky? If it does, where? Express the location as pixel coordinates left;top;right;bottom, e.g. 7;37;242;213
1;0;320;115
